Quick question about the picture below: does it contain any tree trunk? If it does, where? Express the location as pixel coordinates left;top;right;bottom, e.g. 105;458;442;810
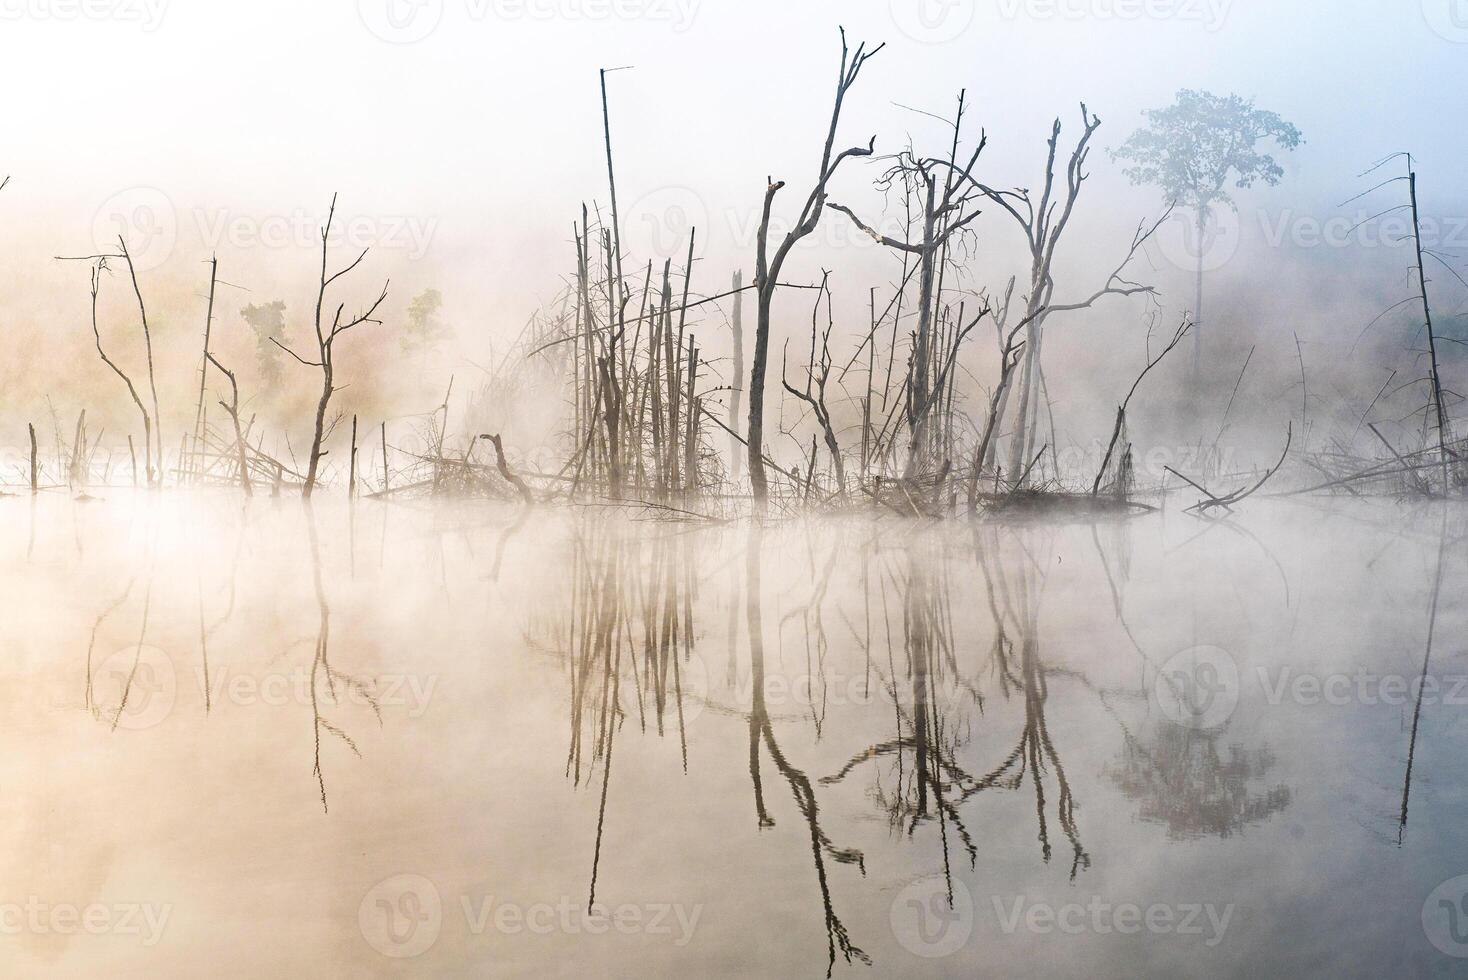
303;363;332;498
747;285;773;505
728;270;744;485
1193;206;1206;377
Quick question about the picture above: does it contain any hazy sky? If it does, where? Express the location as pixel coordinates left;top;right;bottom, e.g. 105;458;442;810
1;0;1464;447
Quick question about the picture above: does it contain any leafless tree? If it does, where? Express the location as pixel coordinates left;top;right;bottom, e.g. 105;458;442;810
958;106;1167;485
275;194;389;497
83;262;156;487
748;29;883;509
781;272;846;496
204;351;252;496
828;89;986;476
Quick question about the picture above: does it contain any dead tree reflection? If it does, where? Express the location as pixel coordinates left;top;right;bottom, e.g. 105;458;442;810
84;578;135;724
303;504;380;813
1398;509;1451;844
539;518;701;913
558;521;694;789
747;525;869;978
822;530;1088;882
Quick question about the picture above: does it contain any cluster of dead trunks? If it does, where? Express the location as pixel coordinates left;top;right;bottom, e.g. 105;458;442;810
35;37;1459;519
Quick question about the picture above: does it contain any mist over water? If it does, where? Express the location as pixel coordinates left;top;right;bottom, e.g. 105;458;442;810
3;490;1462;976
4;0;1468;976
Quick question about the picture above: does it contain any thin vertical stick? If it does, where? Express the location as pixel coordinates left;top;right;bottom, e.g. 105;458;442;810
192;255;218;485
117;237;163;485
381;421;389;493
729;270;744;485
684;336;698;498
28;423;37;492
349;414;359;499
1409;169;1451;488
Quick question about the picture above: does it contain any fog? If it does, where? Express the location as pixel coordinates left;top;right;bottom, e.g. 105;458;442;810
4;2;1468;977
1;0;1465;474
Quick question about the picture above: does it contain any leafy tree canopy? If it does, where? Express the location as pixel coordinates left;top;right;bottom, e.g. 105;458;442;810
1113;89;1302;212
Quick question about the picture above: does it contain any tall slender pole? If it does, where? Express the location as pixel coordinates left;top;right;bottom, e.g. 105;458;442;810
600;68;627;496
381;421;389;493
192;255;218;485
349;414;358;499
1409;170;1451;489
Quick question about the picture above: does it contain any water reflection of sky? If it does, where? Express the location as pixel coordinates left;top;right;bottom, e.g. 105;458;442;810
6;493;1466;977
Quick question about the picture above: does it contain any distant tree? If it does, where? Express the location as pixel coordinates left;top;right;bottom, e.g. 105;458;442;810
1113;90;1302;370
241;300;289;386
401;288;450;359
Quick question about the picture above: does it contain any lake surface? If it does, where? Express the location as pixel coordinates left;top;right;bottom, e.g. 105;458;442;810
5;491;1467;977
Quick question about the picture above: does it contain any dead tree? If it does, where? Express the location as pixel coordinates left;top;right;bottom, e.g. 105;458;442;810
1091;317;1191;496
728;270;745;484
1166;422;1291;514
781;272;847;496
190;255;219;485
480;433;536;506
116;238;164;484
204;351;252;496
748;29;882;509
960;107;1167;485
84;263;155;486
966;279;1024;510
276;195;389;498
827;89;986;476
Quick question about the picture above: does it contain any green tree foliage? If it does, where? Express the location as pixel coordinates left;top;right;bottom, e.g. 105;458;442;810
402;288;450;358
1112;89;1303;211
241;300;288;386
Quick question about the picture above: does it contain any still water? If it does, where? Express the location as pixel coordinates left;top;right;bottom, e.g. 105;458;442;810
5;491;1466;977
